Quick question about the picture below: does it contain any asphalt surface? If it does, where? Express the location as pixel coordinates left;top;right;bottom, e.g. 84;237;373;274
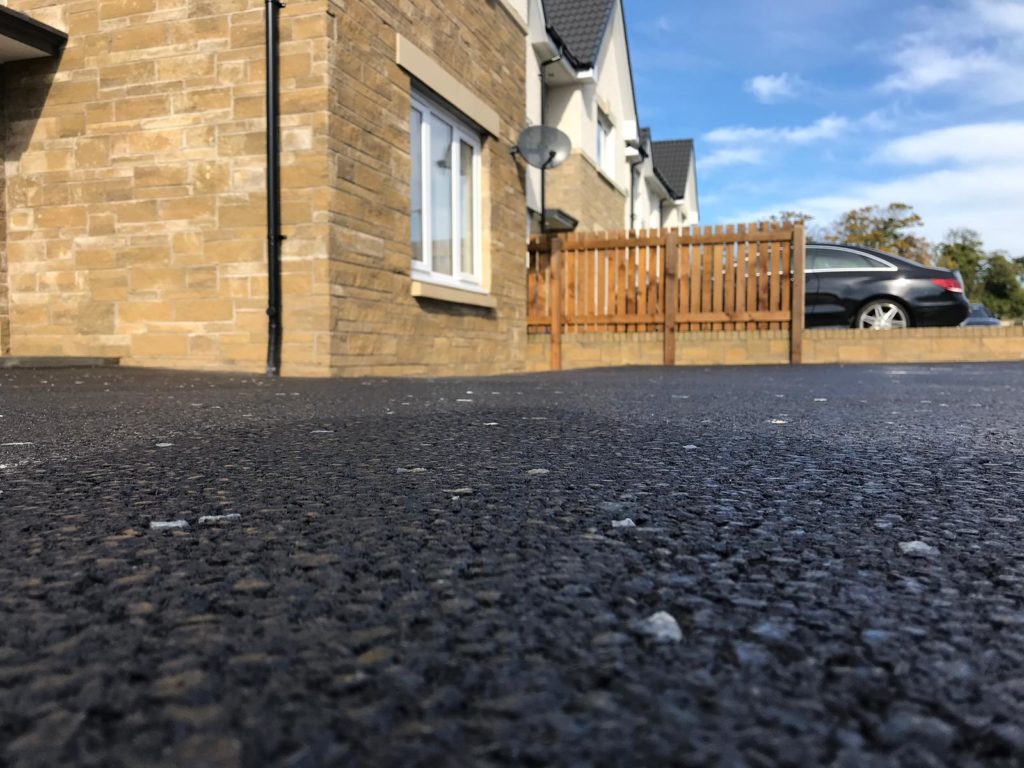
1;362;1023;768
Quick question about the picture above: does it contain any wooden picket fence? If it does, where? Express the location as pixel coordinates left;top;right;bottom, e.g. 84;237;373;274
527;222;806;370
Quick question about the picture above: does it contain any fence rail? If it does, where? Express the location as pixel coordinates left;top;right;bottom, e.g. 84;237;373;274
527;222;806;370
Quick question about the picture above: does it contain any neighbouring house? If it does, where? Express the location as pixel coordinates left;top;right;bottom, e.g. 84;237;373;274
0;0;531;376
524;0;698;234
650;137;699;228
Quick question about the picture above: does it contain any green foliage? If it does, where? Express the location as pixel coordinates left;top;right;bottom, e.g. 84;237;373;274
768;211;814;227
936;230;1024;318
936;228;985;297
822;203;932;265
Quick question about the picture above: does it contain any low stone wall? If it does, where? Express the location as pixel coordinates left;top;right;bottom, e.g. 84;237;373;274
804;326;1024;364
526;330;790;371
526;326;1024;371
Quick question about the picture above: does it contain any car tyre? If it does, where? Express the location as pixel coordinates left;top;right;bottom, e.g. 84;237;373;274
855;299;910;330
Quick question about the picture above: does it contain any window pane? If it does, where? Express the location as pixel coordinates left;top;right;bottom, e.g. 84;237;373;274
818;250;884;270
430;114;453;276
410;109;423;263
459;140;475;275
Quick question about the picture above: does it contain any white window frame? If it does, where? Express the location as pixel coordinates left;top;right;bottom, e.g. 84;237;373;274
410;91;483;291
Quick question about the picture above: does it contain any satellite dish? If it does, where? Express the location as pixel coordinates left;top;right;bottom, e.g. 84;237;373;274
515;125;571;170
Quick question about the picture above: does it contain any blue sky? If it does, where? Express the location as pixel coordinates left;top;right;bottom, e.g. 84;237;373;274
624;0;1024;254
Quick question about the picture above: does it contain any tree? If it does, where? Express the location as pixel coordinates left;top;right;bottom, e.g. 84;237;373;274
768;211;814;227
823;203;932;265
979;253;1024;318
936;228;985;298
934;230;1024;318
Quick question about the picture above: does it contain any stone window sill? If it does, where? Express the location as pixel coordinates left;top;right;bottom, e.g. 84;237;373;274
411;280;497;309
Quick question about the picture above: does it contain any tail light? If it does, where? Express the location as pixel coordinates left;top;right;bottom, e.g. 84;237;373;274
931;277;964;293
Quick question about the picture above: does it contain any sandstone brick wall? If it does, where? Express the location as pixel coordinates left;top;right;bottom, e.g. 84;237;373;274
526;329;789;371
526;326;1024;371
0;64;8;353
3;0;530;377
3;0;330;374
804;326;1024;364
546;151;626;233
322;0;528;377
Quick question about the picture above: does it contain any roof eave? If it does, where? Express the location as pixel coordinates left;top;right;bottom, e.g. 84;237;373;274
0;6;67;62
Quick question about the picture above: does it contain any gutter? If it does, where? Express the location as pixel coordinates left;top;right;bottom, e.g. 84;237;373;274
265;0;283;375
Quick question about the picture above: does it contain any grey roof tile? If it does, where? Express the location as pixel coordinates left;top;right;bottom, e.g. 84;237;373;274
542;0;616;68
651;139;695;200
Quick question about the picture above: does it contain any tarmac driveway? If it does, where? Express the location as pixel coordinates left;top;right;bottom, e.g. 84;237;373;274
1;363;1023;767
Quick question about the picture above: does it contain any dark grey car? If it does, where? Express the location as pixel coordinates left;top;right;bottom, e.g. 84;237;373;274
806;243;970;329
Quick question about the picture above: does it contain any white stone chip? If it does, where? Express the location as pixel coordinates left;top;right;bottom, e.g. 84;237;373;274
637;611;683;642
198;514;241;524
155;442;174;448
683;444;698;450
310;429;334;434
611;518;636;528
150;520;189;530
527;468;550;475
0;442;33;447
456;399;473;403
899;540;939;557
396;467;428;474
482;422;500;426
813;398;828;402
442;488;475;496
768;419;788;425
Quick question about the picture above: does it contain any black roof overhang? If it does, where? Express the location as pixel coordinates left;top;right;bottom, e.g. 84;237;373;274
0;6;67;62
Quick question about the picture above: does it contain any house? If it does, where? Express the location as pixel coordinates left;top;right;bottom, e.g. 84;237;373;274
1;0;531;376
650;137;699;228
524;0;698;234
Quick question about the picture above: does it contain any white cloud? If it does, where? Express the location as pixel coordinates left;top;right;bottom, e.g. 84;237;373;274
880;46;1001;93
875;122;1024;165
705;116;849;145
701;147;765;172
876;0;1024;104
973;0;1024;33
745;73;805;103
733;120;1024;252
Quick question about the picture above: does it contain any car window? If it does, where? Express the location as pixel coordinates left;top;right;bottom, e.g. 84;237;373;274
808;248;889;271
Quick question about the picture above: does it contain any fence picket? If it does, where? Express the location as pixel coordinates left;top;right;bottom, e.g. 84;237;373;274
724;224;736;330
525;223;801;353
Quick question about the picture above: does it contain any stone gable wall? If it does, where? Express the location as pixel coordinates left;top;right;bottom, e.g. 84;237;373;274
322;0;529;376
546;151;627;233
3;0;330;374
3;0;530;377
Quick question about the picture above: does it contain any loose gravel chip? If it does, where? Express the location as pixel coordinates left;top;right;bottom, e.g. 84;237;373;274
149;520;189;530
636;611;683;643
197;513;241;524
899;540;940;557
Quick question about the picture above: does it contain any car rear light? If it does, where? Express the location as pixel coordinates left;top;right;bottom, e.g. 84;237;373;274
931;277;964;293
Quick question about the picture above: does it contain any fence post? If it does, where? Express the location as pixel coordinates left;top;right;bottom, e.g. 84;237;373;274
790;223;806;364
663;231;678;366
550;236;563;371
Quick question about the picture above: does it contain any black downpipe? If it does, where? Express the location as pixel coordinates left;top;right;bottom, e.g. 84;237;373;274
265;0;284;375
539;65;547;236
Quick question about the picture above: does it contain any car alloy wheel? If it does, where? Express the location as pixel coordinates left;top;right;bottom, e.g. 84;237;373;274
856;300;909;330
